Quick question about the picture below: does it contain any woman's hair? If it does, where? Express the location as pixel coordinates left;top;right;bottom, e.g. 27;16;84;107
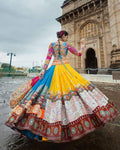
57;30;68;38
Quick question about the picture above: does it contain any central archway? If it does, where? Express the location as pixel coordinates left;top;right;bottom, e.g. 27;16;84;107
85;48;98;74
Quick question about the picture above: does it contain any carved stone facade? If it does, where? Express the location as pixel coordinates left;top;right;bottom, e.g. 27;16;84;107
56;0;120;73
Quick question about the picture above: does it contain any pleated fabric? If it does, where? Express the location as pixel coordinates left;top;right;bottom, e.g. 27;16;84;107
5;63;119;143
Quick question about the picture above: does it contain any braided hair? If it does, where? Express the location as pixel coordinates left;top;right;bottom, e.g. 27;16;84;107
56;30;68;57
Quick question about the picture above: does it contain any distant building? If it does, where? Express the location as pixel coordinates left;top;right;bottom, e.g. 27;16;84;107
14;67;27;73
14;67;26;70
56;0;120;73
32;66;41;71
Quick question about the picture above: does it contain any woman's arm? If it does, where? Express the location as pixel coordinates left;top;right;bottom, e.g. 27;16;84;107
67;43;84;56
39;43;53;78
42;43;53;70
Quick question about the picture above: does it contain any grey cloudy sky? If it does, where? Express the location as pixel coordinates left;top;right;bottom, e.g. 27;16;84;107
0;0;64;68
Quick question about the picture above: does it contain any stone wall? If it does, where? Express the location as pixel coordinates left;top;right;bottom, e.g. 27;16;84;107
108;0;120;69
108;0;120;49
57;0;120;72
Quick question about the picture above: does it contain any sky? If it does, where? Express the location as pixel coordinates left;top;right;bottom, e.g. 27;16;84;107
0;0;64;68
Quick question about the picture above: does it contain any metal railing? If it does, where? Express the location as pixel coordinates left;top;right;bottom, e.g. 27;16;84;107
78;68;120;74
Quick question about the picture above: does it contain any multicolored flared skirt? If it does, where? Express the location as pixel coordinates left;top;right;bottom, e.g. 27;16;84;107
5;63;119;143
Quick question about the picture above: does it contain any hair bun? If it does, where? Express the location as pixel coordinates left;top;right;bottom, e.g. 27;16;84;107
57;32;60;38
56;30;68;38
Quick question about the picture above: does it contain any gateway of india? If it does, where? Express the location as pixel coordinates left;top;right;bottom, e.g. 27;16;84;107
56;0;120;74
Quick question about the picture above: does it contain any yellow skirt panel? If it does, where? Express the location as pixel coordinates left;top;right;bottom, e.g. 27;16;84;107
49;63;91;96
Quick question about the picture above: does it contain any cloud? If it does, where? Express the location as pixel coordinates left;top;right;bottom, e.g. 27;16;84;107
0;0;63;67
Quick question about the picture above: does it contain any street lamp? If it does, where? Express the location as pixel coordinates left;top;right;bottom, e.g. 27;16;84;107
7;53;16;74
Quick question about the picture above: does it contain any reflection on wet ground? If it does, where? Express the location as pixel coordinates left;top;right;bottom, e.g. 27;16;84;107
0;77;120;150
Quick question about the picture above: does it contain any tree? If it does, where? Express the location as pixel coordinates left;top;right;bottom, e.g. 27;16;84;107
1;63;10;68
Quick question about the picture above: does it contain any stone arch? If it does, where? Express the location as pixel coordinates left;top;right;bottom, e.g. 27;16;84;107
85;48;98;74
80;19;100;31
79;20;101;39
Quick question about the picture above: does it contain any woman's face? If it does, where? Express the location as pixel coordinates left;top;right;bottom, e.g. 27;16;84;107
62;35;68;42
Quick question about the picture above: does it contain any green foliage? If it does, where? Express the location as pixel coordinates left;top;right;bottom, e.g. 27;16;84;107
1;63;10;68
0;68;3;72
2;68;15;72
28;68;41;73
0;63;15;72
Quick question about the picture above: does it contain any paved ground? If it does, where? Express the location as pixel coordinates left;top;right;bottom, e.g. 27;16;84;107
0;77;120;150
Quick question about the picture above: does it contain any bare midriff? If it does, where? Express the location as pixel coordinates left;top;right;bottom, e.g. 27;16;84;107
51;56;69;66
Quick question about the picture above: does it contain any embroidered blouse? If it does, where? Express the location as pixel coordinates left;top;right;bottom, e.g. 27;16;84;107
42;42;82;71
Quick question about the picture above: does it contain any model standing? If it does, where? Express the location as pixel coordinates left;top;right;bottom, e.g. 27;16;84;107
5;30;119;142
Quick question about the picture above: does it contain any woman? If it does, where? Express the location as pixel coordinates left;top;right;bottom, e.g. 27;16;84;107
5;30;119;143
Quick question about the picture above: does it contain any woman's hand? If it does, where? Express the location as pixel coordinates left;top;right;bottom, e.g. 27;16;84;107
79;49;84;55
39;69;45;79
80;38;85;53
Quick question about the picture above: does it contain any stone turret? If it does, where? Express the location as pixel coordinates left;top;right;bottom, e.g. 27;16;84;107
108;0;120;69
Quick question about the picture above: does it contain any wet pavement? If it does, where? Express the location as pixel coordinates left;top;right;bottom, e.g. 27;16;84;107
0;77;120;150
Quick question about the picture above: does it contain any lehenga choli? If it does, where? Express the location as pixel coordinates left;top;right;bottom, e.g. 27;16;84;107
5;42;119;143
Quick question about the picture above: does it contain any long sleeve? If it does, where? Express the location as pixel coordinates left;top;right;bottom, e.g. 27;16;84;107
67;43;82;56
43;43;53;70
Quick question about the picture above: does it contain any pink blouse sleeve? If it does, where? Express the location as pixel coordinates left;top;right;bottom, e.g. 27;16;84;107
43;43;53;70
67;43;82;56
